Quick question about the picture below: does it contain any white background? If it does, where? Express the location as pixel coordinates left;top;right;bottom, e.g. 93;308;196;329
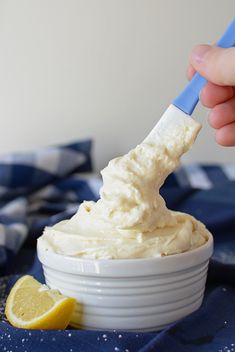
0;0;234;170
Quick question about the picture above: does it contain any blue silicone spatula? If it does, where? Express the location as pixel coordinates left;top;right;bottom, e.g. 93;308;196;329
145;18;235;142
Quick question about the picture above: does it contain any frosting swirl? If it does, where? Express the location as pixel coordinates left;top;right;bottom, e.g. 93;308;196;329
38;107;210;259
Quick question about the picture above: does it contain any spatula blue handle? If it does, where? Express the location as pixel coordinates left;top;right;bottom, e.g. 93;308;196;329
172;18;235;115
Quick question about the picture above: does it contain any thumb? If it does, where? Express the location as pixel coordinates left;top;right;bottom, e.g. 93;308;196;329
190;44;235;86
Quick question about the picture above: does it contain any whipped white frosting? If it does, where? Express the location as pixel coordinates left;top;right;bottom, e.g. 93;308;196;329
38;106;210;259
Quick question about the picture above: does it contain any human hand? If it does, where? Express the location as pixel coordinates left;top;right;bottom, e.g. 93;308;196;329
187;44;235;146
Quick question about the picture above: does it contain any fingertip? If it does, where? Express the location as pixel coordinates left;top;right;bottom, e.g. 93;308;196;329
215;123;235;146
200;84;215;108
200;83;234;108
207;110;217;129
186;65;196;80
200;85;210;107
190;44;212;66
208;97;235;130
191;46;235;86
207;108;224;130
215;130;229;146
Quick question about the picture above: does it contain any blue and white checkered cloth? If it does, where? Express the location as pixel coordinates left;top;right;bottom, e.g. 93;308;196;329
0;140;99;274
0;140;235;352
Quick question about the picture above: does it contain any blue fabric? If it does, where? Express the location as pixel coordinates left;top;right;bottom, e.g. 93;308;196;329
0;140;94;275
0;146;235;352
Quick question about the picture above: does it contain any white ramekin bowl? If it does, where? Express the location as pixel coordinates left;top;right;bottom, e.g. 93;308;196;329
37;233;213;332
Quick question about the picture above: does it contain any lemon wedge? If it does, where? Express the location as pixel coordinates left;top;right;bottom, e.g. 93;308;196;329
5;275;76;329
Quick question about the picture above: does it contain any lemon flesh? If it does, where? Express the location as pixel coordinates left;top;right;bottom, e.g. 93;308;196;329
5;275;76;329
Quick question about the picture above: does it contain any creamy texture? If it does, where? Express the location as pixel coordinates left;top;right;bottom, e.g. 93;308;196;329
38;107;210;259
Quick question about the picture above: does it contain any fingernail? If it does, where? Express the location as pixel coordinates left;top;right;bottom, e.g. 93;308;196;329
191;45;211;64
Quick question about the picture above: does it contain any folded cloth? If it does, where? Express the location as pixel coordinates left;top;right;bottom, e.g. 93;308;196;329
0;140;97;274
0;143;235;352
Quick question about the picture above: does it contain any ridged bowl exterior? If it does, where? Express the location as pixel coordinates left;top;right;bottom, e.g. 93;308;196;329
37;233;213;332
